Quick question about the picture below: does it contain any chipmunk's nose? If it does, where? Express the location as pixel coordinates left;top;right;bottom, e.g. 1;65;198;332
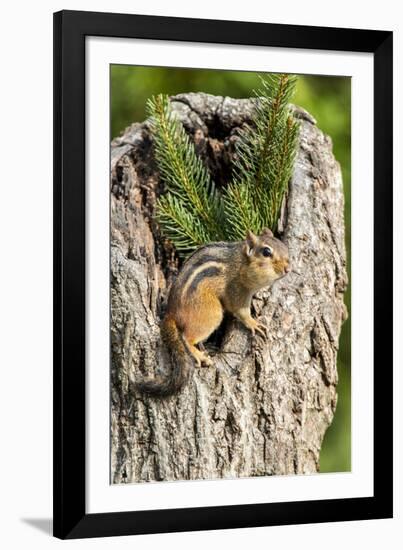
284;264;291;274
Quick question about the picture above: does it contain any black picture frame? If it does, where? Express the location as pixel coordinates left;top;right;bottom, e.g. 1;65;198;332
53;9;393;540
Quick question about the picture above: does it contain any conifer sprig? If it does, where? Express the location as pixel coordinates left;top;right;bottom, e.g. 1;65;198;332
222;182;261;241
147;94;223;253
147;75;299;257
224;74;299;237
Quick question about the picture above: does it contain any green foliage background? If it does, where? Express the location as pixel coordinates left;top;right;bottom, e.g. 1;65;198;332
111;65;351;473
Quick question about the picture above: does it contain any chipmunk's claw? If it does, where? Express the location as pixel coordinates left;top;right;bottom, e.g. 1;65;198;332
244;319;268;340
254;322;268;339
201;355;214;367
193;349;213;367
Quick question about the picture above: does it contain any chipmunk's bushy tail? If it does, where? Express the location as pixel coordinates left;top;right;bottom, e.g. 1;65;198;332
136;317;192;397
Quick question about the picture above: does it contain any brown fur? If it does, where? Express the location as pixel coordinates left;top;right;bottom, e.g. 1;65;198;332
136;229;290;396
136;316;193;396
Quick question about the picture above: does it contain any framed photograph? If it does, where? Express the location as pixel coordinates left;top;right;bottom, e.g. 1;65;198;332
53;10;393;539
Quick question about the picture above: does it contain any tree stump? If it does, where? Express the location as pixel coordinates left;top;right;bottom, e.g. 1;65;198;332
110;93;348;483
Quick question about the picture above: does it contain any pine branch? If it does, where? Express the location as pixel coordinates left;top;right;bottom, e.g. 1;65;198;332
222;182;260;241
148;77;299;258
266;114;299;226
147;95;224;250
225;74;300;232
156;194;211;254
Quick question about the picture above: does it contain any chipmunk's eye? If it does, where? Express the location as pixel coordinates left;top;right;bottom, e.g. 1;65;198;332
262;247;273;258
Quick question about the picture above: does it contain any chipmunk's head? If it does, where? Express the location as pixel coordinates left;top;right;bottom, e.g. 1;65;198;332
242;228;290;289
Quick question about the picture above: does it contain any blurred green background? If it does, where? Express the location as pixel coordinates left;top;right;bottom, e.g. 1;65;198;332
111;65;351;473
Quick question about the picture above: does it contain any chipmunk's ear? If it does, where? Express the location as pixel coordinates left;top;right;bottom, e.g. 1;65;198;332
261;227;273;238
244;230;258;257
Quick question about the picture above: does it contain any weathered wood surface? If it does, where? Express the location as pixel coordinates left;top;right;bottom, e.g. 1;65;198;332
110;93;348;483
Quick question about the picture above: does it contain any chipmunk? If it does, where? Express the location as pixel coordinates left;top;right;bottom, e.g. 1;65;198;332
136;228;290;396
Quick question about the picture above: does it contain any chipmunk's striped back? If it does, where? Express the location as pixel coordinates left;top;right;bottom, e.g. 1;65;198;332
167;242;240;311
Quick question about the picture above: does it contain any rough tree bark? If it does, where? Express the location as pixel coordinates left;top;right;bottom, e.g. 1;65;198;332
110;93;348;483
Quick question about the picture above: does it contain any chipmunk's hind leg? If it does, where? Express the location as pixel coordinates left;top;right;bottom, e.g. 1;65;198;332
179;287;224;367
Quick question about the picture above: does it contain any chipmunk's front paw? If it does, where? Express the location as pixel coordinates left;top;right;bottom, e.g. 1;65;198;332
235;309;268;340
246;318;267;339
254;321;268;339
